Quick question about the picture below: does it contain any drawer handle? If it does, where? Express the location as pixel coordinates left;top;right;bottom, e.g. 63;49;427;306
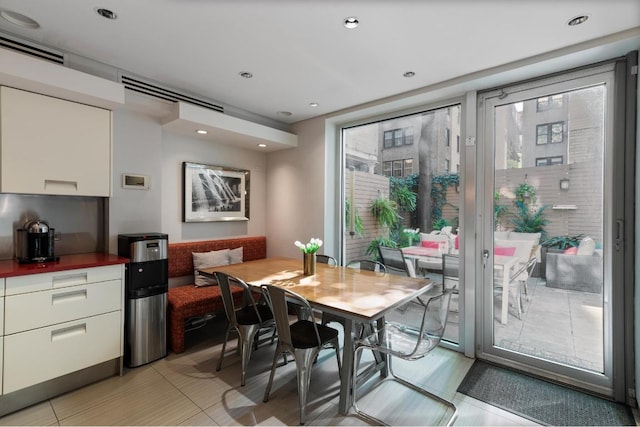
52;273;88;288
44;179;78;191
52;289;88;304
51;324;86;342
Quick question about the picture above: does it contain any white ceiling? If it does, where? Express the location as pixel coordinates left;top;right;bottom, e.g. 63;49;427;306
0;0;638;126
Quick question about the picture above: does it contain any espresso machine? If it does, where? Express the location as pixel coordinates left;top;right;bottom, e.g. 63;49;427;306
16;219;58;263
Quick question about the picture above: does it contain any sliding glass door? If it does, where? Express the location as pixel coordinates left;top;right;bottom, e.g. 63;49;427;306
478;64;622;396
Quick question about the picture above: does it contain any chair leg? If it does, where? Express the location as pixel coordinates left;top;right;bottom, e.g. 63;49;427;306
263;347;284;403
238;324;261;386
216;325;232;372
353;344;458;426
293;347;320;425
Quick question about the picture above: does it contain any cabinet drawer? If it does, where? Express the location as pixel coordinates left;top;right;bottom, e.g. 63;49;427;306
5;264;123;295
3;311;121;394
4;280;121;335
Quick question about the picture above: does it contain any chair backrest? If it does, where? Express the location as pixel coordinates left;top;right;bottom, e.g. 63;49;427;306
346;259;387;273
378;246;411;275
214;271;262;326
316;254;337;265
387;289;454;359
261;284;322;349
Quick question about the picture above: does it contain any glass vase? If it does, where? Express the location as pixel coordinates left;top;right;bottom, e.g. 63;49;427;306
303;252;316;275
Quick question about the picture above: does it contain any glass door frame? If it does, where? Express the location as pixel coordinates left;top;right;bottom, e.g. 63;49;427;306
476;64;618;397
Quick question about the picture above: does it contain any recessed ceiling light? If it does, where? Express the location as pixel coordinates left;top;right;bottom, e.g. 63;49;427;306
96;8;117;20
277;111;293;117
567;15;589;26
0;10;40;29
257;143;267;148
196;129;208;135
309;102;319;107
239;71;253;78
403;71;416;78
343;16;359;29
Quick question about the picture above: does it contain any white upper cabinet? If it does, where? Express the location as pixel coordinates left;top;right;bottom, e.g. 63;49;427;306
0;86;112;196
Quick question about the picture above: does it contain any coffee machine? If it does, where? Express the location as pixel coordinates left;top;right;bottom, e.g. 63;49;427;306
16;220;58;264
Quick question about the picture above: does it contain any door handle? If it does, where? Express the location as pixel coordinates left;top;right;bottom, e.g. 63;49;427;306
615;219;623;251
482;249;490;268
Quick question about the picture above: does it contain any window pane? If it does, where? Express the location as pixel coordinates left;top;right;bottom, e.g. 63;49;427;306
384;131;393;148
404;127;414;145
551;122;563;143
536;125;548;144
404;159;413;175
393;129;403;146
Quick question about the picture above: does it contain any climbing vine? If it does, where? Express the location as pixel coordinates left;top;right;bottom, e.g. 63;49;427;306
431;173;460;227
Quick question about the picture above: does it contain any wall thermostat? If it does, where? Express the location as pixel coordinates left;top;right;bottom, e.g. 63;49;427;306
122;173;150;190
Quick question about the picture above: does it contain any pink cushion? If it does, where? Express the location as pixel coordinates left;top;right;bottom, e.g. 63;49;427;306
494;246;516;256
455;235;459;250
421;241;439;249
564;247;578;255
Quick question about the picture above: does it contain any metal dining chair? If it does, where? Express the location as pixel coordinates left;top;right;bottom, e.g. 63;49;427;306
316;254;338;265
213;271;275;386
261;284;342;425
377;245;416;277
352;288;457;426
346;259;387;273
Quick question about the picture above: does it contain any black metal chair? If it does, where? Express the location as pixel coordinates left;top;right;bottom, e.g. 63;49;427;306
377;245;416;277
316;254;338;265
352;288;457;426
346;259;387;273
261;284;341;425
214;271;275;386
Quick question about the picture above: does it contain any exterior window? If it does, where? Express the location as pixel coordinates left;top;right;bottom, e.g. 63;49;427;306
537;94;564;112
383;161;392;175
456;135;460;153
383;127;414;148
403;159;413;175
536;156;564;166
445;159;450;172
445;128;451;146
404;127;414;145
383;131;393;148
383;159;413;177
536;122;564;145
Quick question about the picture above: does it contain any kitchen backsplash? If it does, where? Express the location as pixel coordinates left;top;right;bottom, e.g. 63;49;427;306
0;193;106;260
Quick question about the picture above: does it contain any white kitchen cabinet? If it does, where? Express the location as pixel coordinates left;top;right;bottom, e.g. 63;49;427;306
0;86;112;196
2;264;123;394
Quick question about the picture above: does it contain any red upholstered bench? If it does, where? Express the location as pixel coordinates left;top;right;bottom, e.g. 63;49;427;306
167;236;267;353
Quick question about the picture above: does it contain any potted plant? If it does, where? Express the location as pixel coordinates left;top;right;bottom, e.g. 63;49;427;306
370;193;399;229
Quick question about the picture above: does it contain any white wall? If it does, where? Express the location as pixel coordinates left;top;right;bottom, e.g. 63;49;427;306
108;105;268;252
265;117;327;258
109;109;163;251
160;130;267;242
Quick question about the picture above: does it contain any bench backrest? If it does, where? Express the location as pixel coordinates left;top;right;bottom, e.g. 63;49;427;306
168;236;267;279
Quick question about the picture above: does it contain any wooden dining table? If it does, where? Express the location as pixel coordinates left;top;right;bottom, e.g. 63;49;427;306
198;256;434;415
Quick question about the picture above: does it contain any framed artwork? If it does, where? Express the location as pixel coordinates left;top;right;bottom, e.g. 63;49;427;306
182;162;250;222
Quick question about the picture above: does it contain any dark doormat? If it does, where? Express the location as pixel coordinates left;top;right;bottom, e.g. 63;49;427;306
457;360;635;426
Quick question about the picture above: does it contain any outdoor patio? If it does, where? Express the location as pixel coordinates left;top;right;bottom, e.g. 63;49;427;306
431;272;604;373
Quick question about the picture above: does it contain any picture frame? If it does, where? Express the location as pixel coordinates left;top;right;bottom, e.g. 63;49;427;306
182;162;250;222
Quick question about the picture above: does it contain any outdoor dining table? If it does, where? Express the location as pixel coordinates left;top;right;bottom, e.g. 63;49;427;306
198;256;434;415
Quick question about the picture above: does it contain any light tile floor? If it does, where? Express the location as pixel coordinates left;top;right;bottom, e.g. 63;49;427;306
1;317;545;427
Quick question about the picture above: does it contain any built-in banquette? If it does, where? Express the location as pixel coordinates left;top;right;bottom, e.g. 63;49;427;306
0;253;128;417
167;236;267;353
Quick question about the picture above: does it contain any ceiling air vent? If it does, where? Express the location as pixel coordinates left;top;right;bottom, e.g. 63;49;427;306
0;34;64;64
120;74;224;113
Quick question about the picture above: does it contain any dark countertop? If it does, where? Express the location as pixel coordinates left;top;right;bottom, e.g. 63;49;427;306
0;253;129;279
